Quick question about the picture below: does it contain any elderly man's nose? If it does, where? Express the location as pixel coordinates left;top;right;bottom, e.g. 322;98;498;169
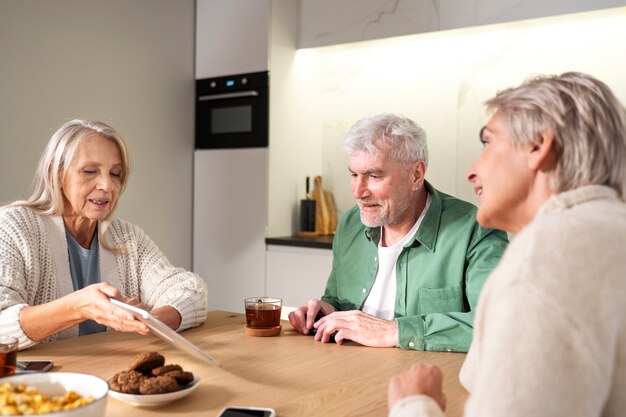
352;178;368;197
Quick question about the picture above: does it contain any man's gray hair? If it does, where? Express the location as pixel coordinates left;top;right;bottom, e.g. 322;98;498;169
343;113;429;166
486;72;626;199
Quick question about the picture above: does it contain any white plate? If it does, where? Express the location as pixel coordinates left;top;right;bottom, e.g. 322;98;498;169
108;373;201;407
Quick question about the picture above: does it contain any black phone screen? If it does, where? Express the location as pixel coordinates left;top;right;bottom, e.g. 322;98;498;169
18;360;53;371
219;408;273;417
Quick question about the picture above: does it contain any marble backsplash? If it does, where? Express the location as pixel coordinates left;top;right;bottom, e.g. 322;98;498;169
268;4;626;236
299;0;626;48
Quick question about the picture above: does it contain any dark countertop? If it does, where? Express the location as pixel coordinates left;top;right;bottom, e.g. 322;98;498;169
265;235;334;250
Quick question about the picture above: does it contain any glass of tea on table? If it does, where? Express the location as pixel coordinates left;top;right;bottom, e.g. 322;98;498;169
0;336;18;377
244;297;282;337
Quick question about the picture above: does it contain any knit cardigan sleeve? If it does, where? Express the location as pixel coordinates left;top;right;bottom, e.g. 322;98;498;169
1;206;208;350
0;207;56;349
389;396;445;417
105;219;208;331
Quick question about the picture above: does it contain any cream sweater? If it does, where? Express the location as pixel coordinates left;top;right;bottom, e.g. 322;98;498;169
390;185;626;417
0;206;208;349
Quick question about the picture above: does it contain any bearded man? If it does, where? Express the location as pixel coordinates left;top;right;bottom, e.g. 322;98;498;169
289;113;507;352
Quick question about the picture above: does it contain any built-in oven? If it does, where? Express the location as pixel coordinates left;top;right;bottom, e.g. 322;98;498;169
195;71;268;149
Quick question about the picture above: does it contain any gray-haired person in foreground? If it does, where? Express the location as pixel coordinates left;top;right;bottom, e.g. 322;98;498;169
388;72;626;417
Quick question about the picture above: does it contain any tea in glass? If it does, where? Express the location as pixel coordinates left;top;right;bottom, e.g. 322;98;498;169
244;297;282;332
0;336;18;377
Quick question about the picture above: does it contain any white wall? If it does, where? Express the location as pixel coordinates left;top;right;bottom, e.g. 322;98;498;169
0;0;196;269
268;6;626;236
269;0;325;234
196;0;270;78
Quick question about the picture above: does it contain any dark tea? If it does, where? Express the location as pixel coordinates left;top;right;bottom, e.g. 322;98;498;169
244;297;282;329
245;305;282;329
0;350;17;377
0;336;17;377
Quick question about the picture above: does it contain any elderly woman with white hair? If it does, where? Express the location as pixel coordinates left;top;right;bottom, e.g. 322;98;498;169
0;120;208;350
388;72;626;416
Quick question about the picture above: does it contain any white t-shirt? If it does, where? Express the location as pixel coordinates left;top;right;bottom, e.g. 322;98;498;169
361;193;432;320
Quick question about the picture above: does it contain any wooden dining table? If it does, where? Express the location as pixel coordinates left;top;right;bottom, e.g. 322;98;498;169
19;311;468;416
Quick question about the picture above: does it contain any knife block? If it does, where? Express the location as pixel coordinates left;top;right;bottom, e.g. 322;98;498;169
308;176;337;235
299;199;317;233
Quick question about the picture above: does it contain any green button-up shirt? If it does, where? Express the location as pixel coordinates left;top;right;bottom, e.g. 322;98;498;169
321;181;508;352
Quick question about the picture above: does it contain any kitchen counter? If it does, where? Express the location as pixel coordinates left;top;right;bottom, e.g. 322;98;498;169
265;236;334;306
265;235;333;250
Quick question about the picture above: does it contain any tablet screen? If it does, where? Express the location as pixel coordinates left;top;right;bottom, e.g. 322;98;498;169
109;299;221;368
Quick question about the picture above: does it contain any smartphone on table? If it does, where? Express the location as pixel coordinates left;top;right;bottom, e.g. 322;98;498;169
217;406;276;417
17;360;54;373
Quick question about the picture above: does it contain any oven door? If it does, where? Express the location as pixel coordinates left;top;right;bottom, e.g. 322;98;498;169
195;74;268;149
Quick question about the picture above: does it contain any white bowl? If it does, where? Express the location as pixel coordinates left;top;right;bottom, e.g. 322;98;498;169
1;372;108;416
107;373;200;407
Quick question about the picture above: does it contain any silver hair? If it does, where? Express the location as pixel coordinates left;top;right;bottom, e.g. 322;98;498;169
10;119;131;249
486;72;626;199
342;113;429;166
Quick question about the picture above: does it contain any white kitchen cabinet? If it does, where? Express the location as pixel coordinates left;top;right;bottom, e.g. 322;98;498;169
196;0;270;78
265;245;333;310
194;149;269;314
298;0;626;48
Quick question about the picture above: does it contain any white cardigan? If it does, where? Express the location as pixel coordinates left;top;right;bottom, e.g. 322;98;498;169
390;185;626;417
0;206;208;349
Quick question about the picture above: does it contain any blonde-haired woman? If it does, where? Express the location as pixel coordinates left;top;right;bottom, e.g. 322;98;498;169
0;120;208;350
388;72;626;416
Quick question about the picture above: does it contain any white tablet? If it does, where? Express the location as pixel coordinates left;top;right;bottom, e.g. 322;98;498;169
109;298;221;368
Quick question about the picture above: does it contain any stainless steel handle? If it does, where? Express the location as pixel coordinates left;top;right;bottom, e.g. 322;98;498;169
198;91;259;101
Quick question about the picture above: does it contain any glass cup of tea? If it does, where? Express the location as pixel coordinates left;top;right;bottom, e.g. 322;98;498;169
0;336;18;377
244;297;282;337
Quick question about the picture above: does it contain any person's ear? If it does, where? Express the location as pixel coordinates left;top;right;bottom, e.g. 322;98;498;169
527;132;556;171
411;160;426;190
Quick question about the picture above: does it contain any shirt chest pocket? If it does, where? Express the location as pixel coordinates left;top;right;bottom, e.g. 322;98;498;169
418;284;465;315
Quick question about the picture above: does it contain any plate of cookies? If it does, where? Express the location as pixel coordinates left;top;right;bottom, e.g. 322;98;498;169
108;352;200;407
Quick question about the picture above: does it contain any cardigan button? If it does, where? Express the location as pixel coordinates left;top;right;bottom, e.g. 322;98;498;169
408;341;415;348
362;288;367;294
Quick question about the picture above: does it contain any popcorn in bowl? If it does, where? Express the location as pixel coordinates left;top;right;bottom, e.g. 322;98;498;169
0;372;108;416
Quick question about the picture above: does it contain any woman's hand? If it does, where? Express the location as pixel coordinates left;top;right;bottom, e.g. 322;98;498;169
72;283;149;334
122;296;148;311
151;306;182;331
20;282;149;341
120;295;181;331
388;364;447;412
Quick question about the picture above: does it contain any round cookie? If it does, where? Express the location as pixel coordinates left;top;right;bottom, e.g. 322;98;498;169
139;375;180;395
165;370;194;386
109;369;144;394
151;364;183;376
130;352;165;375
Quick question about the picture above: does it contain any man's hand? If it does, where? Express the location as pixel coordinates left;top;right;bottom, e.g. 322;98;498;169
388;364;446;412
288;299;336;334
313;310;397;347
